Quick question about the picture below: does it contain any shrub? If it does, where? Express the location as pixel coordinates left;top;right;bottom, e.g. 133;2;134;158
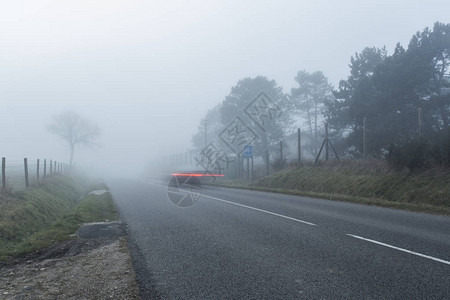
271;158;287;172
386;137;431;172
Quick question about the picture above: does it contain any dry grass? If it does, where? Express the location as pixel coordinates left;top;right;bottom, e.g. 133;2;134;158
0;175;117;264
216;160;450;215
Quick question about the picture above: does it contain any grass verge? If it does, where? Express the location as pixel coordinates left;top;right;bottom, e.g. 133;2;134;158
213;160;450;216
0;174;118;264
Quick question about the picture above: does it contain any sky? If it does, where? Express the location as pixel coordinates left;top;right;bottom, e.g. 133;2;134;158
1;0;449;176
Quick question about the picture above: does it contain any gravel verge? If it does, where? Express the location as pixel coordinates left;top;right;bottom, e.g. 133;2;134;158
0;222;141;299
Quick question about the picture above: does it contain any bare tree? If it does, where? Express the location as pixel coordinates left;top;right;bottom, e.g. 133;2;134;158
48;111;100;165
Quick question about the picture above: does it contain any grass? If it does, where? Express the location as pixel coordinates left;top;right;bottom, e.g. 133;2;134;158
214;160;450;215
0;174;118;264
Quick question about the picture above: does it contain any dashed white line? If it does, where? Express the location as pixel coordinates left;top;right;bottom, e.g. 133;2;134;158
145;180;448;265
202;194;317;226
347;234;450;266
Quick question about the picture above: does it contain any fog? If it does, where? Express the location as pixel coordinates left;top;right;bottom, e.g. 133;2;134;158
1;0;449;177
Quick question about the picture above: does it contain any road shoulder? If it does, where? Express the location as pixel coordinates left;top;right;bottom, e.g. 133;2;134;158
0;222;141;299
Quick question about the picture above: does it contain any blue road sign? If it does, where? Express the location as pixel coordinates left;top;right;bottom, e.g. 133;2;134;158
243;145;253;158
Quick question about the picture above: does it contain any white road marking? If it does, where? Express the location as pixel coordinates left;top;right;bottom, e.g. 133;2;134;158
347;234;450;266
147;180;316;225
146;181;448;265
202;194;317;226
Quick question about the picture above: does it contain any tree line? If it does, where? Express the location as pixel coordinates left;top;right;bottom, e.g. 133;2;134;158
192;22;450;171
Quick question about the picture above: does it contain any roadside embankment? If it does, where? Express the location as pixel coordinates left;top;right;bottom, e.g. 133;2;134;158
0;173;141;299
0;173;117;263
216;160;450;215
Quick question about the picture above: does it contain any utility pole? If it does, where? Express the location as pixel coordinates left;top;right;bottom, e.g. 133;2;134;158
24;158;29;188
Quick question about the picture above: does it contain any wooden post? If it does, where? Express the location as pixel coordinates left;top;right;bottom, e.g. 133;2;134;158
266;150;269;176
37;159;40;181
315;139;326;165
24;158;29;188
298;128;301;164
2;157;6;192
44;159;47;177
330;141;340;161
242;155;244;179
246;157;249;180
314;123;339;164
50;160;53;174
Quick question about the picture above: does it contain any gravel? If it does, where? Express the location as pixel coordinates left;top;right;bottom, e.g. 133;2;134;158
0;223;141;299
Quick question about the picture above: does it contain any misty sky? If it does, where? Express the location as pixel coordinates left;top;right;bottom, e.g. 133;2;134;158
1;0;449;176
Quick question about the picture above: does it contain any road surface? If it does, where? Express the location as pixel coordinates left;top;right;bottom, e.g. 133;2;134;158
108;178;450;299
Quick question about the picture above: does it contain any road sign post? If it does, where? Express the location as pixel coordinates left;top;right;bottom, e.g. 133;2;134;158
243;146;253;159
243;146;253;180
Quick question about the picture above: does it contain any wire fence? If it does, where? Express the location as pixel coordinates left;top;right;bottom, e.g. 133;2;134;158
1;157;68;194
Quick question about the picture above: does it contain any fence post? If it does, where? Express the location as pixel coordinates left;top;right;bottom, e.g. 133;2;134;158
37;159;40;182
50;160;53;174
2;157;6;192
54;161;57;173
266;150;269;176
24;158;29;188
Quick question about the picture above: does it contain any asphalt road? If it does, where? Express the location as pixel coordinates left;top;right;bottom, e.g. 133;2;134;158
108;178;450;299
